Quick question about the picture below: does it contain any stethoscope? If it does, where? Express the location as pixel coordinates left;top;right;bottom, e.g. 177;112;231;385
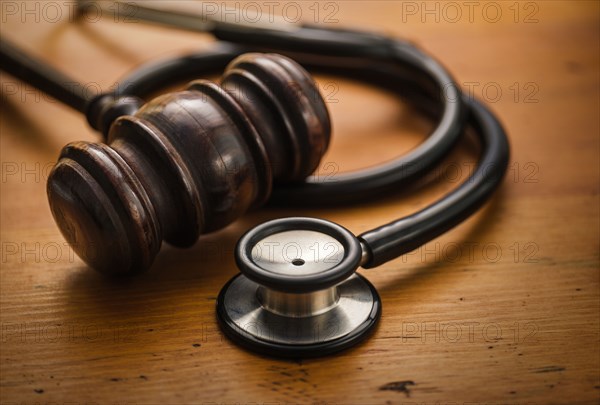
0;1;510;357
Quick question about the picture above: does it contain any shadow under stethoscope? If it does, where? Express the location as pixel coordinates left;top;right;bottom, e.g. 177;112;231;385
372;188;507;294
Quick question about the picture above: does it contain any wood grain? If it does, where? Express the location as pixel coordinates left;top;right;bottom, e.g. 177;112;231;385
1;1;598;404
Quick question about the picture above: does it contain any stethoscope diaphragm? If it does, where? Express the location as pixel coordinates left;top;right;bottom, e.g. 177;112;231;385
216;217;381;357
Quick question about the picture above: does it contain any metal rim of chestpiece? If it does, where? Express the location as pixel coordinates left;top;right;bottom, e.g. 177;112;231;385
216;217;381;357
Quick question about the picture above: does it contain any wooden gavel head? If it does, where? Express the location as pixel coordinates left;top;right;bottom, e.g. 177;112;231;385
46;53;331;275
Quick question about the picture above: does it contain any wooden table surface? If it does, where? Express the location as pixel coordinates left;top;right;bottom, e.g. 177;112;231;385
1;1;598;404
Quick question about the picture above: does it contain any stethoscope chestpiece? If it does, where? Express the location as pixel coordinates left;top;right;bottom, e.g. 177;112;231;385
216;217;381;358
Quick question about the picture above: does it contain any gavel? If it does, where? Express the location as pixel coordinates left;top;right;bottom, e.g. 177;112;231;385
47;53;331;275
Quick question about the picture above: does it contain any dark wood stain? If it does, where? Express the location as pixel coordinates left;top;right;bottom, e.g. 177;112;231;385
533;366;566;373
379;380;415;397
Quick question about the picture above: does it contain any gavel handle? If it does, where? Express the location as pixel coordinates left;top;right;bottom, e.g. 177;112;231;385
0;39;90;113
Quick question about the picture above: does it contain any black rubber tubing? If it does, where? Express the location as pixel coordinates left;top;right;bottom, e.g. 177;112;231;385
0;39;91;113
